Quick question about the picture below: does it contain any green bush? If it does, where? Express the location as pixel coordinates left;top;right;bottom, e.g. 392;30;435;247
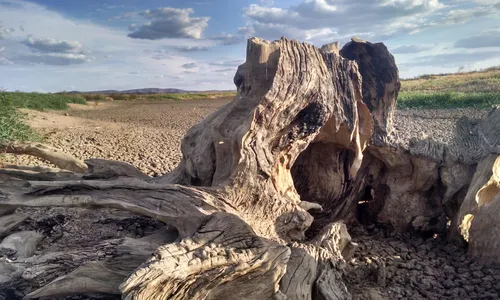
397;92;500;109
3;92;87;111
0;93;40;143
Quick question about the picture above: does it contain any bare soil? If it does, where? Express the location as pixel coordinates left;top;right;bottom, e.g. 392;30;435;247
2;99;500;299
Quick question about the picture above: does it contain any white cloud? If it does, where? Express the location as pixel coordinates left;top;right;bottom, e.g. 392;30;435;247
128;7;210;40
22;37;84;53
242;0;499;44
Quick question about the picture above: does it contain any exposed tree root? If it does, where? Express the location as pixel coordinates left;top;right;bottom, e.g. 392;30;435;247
1;142;88;173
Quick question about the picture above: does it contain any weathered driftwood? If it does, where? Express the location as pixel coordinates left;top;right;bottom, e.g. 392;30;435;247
0;142;88;173
0;36;499;299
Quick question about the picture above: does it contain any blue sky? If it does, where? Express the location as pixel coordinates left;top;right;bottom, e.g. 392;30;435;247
0;0;499;92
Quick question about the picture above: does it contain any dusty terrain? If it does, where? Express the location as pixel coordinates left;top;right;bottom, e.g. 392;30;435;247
2;99;500;299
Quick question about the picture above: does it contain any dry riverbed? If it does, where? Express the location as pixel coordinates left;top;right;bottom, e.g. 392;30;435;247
2;99;499;299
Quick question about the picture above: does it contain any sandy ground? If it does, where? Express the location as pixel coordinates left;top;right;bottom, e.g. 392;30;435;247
2;99;500;299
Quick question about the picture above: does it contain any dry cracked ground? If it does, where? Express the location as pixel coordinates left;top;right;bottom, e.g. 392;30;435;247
2;98;500;299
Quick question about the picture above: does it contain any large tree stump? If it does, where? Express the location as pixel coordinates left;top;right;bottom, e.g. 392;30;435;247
0;37;372;299
0;36;499;299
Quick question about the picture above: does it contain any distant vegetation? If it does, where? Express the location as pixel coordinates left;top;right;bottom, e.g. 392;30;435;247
398;66;500;109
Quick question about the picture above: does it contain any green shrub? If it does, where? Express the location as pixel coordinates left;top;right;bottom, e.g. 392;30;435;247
3;92;87;111
0;93;40;143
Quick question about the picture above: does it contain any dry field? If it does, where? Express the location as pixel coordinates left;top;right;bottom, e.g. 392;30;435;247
2;96;500;299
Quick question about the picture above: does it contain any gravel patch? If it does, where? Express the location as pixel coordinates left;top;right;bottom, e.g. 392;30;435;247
345;225;500;299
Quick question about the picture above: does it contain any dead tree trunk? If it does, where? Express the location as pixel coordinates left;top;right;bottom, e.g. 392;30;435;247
1;36;499;299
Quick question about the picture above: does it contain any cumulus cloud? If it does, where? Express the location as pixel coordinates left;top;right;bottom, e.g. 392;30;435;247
16;36;90;65
22;37;84;53
241;0;499;43
454;28;500;49
128;7;210;40
182;62;198;69
391;44;433;54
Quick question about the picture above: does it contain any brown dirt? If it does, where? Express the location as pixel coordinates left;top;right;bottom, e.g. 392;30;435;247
2;99;500;299
4;98;230;176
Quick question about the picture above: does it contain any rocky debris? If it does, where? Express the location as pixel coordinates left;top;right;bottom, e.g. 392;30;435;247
344;224;500;299
391;108;489;148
